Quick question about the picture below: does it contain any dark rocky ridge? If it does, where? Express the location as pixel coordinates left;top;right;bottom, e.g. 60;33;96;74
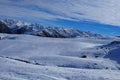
0;21;11;33
0;19;103;38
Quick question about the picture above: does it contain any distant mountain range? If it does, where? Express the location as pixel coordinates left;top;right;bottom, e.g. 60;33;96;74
0;19;103;38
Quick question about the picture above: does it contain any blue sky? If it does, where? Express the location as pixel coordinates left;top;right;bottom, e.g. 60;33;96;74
0;0;120;36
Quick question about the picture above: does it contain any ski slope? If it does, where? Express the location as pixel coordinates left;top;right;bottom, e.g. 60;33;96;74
0;33;120;80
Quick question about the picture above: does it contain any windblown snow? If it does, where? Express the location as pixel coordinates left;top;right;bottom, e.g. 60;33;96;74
0;33;120;80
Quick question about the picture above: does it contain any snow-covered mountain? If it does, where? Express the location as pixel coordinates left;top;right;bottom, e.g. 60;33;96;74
1;19;103;38
0;19;120;80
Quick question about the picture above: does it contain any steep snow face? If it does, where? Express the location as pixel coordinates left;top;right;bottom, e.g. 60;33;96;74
0;19;103;38
0;33;120;80
2;19;30;29
1;19;32;33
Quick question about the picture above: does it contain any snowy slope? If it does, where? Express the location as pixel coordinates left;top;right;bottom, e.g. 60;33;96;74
0;57;120;80
103;41;120;64
0;33;120;80
105;48;120;64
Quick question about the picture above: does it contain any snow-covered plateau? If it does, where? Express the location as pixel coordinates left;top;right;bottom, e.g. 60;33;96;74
0;33;120;80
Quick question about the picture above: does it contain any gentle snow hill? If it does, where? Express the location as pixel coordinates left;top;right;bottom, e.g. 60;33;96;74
0;34;120;80
0;56;120;80
105;48;120;64
103;41;120;64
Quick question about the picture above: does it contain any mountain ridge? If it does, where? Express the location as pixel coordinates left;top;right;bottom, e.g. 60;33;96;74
0;19;103;38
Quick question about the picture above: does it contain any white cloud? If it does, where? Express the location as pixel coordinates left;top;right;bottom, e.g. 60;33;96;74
0;0;120;26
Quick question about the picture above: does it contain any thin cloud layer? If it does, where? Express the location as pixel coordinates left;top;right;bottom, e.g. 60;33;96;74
0;0;120;26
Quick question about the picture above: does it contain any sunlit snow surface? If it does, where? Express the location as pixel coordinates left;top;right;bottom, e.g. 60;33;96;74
0;34;120;80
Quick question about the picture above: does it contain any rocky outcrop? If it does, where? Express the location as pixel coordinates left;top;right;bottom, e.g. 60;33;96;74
0;21;11;33
36;27;102;38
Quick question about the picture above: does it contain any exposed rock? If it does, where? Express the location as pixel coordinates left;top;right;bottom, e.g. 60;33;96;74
0;21;11;33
